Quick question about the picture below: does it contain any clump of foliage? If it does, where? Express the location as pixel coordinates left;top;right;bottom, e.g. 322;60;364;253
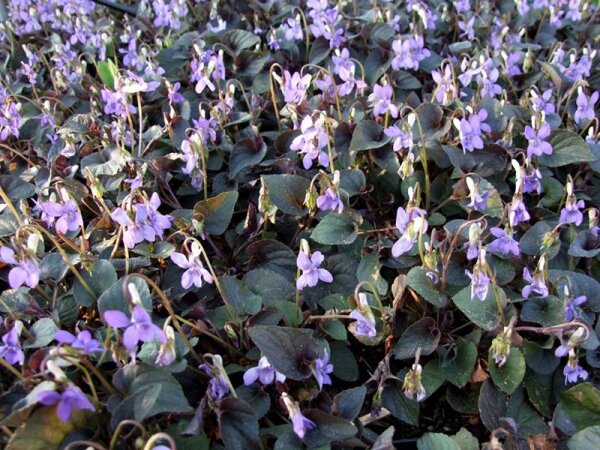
0;0;599;448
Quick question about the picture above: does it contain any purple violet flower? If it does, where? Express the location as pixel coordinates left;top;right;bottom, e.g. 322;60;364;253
0;325;24;366
510;197;530;226
282;393;316;439
465;268;490;301
454;109;491;153
432;65;456;105
283;16;303;41
37;385;95;422
560;199;585;226
466;177;490;212
488;227;520;256
563;362;588;384
103;305;167;350
0;101;22;141
522;267;549;298
368;83;398;118
349;310;377;338
312;349;333;390
54;330;103;354
199;363;230;400
278;71;312;105
170;243;213;289
296;250;333;290
391;36;431;71
565;295;586;322
316;188;344;213
384;115;415;151
0;246;40;290
531;89;556;115
574;89;598;125
243;356;286;385
524;123;553;159
38;199;83;234
290;115;330;170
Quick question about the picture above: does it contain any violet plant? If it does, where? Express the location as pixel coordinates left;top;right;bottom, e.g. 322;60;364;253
0;0;598;448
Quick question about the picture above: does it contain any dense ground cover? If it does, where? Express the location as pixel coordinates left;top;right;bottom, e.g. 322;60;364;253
0;0;599;448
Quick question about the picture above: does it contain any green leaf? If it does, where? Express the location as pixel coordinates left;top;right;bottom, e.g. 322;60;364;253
6;401;90;450
443;340;477;388
110;364;192;428
97;59;118;89
416;103;450;143
0;176;36;201
261;175;309;216
73;260;117;307
303;409;357;447
357;252;387;295
131;242;175;259
248;326;322;380
332;386;366;421
540;130;597;167
311;211;361;245
569;426;600;450
24;318;58;349
309;37;330;65
97;277;152;315
506;388;548;438
519;221;558;257
381;379;419;426
221;275;262;319
549;270;600;312
330;341;359;382
243;268;295;307
488;348;525;394
349;120;391;152
393;317;441;360
569;231;600;258
478;381;507;431
217;398;260;450
229;135;267;178
559;383;600;431
451;428;479;450
524;369;553;418
417;433;460;450
338;169;366;197
322;319;347;341
407;267;447;307
219;29;261;55
193;190;239;235
452;285;504;330
521;295;564;326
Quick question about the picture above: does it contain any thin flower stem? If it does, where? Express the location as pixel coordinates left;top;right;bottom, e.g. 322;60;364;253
0;356;23;379
110;420;147;450
18;224;97;300
295;266;302;326
308;314;351;321
124;273;203;364
143;433;176;450
354;281;386;317
293;7;310;59
0;142;36;167
0;186;24;226
405;106;431;210
269;63;283;130
81;358;117;396
198;140;209;200
175;315;240;355
136;92;143;158
64;441;108;450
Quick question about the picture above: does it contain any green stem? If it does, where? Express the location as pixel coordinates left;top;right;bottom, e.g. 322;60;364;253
124;273;203;364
